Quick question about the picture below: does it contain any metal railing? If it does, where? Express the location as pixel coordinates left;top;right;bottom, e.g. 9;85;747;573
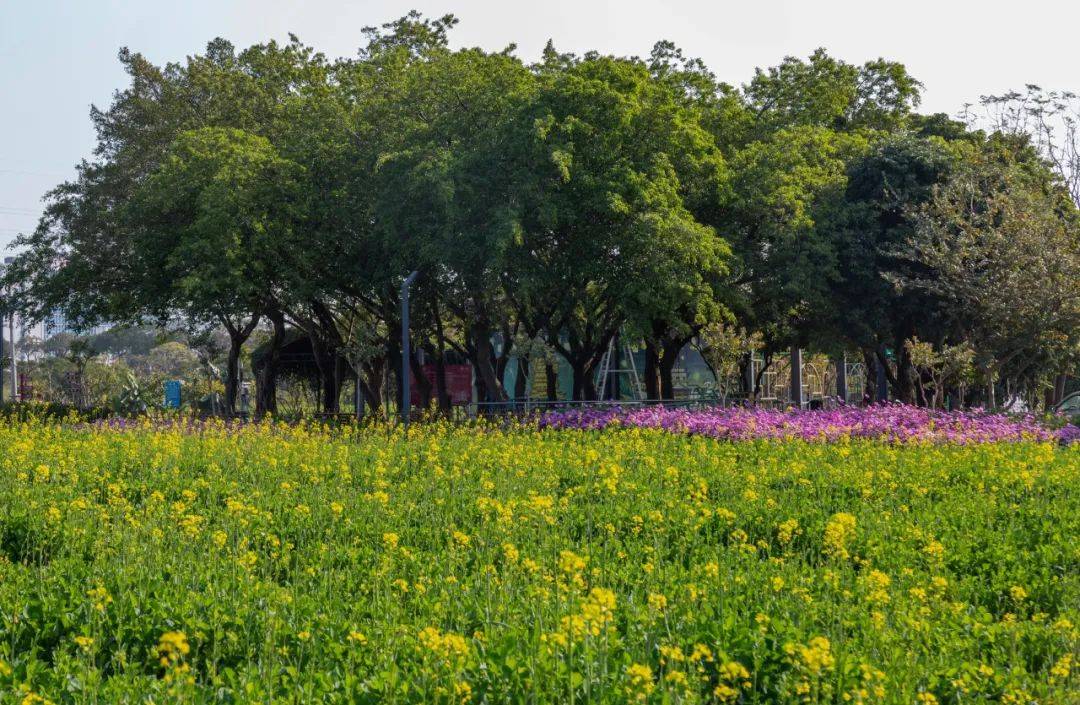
472;396;746;417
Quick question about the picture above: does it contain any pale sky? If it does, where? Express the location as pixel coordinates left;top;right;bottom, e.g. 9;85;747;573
3;0;1078;250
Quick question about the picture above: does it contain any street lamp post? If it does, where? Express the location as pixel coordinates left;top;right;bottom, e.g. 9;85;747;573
400;270;419;431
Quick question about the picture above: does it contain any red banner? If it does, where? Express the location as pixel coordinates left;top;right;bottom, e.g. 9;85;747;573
410;363;472;407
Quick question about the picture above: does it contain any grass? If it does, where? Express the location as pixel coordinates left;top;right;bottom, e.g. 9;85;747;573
0;419;1077;703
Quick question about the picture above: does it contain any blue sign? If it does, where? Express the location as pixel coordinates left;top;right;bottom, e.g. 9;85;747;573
164;380;182;409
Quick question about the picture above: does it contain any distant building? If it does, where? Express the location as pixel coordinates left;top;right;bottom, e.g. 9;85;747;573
43;308;107;339
1;257;108;344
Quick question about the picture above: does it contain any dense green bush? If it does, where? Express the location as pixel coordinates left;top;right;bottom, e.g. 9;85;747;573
0;401;112;422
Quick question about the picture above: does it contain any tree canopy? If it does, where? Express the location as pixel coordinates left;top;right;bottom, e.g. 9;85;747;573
4;13;1077;413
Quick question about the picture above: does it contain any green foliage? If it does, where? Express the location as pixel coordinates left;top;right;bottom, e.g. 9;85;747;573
729;126;868;349
113;371;150;416
0;401;111;422
744;49;922;135
2;13;1077;409
892;149;1080;402
698;322;763;400
904;338;975;409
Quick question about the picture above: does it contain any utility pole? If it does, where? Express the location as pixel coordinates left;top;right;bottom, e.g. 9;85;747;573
0;260;6;402
400;270;419;431
8;313;16;402
0;306;5;402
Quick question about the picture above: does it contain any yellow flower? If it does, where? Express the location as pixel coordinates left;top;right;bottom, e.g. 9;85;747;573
665;670;688;688
922;540;946;561
690;643;714;662
861;569;891;605
777;518;800;545
625;663;655;701
417;626;469;664
562;587;617;639
823;512;856;560
73;635;94;651
719;660;750;683
156;630;190;667
647;592;668;612
1050;653;1072;682
382;532;399;550
788;636;834;677
86;585;112;613
558;550;587;575
1008;585;1027;602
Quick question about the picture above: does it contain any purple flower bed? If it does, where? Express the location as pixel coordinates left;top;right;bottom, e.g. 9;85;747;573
540;403;1080;444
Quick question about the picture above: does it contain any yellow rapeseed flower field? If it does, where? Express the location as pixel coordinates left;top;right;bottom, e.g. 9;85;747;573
0;418;1076;703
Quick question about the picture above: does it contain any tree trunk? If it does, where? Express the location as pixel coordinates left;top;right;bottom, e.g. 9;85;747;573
894;341;916;405
545;361;558;402
659;344;680;400
359;355;387;418
862;348;877;403
224;340;241;418
472;323;506;403
221;313;260;418
738;354;753;401
1053;373;1068;406
514;357;530;400
255;309;285;420
409;348;433;411
644;341;660;400
432;301;451;413
570;358;592;401
433;354;450;414
310;336;341;414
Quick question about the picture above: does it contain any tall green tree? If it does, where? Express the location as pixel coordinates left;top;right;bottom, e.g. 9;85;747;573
508;53;732;399
727;126;868;393
891;149;1080;407
124;127;303;415
829;134;960;402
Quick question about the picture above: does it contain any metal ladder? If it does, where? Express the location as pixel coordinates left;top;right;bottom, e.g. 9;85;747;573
594;338;645;400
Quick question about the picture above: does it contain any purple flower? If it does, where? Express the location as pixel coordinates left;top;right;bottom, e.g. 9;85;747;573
540;404;1069;444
